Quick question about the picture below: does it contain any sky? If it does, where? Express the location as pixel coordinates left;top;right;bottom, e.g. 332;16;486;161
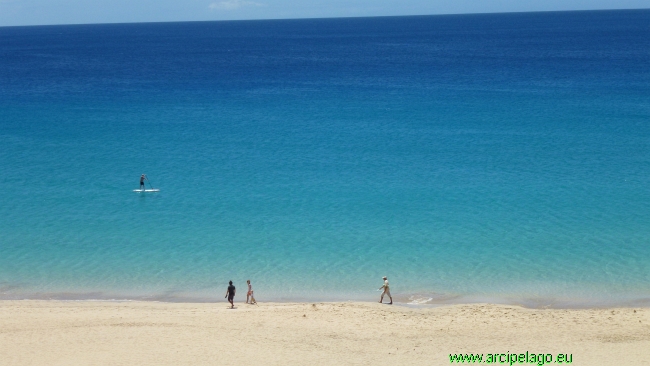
0;0;648;26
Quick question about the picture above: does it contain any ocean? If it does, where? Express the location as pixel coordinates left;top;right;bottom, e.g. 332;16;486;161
1;9;649;307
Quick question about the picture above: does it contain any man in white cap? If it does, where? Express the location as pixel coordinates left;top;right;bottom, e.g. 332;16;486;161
379;276;392;304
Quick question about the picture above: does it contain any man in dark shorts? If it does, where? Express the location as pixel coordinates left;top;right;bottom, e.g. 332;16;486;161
139;174;147;190
225;281;236;308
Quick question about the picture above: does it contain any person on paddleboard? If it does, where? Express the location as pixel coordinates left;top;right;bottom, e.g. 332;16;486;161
139;174;147;190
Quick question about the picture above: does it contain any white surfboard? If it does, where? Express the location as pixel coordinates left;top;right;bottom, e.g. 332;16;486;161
133;189;160;192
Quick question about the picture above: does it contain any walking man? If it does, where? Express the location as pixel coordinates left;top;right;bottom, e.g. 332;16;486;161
225;280;236;308
379;276;392;304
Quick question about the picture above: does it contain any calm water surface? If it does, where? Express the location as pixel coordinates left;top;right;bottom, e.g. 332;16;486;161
1;10;649;307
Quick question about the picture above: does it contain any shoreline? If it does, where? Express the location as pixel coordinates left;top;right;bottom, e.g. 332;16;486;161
2;292;650;309
1;300;649;365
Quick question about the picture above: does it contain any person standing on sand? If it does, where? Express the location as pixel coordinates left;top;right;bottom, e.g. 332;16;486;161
379;276;392;304
225;281;236;308
139;174;147;190
246;280;256;305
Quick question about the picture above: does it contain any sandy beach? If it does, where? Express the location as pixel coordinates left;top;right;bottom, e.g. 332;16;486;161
1;301;649;365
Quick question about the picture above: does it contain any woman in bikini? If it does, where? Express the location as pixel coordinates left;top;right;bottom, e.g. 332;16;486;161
246;279;257;305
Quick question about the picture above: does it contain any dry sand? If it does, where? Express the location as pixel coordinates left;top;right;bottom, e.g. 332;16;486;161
1;300;649;365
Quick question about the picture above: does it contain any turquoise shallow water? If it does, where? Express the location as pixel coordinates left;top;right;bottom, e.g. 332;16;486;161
1;10;650;307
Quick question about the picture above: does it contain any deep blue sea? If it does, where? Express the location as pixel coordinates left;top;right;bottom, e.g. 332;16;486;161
1;10;649;307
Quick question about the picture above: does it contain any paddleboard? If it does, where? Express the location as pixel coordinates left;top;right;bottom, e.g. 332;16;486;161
133;189;160;192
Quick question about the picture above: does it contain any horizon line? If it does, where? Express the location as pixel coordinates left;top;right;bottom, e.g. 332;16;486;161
1;7;649;29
